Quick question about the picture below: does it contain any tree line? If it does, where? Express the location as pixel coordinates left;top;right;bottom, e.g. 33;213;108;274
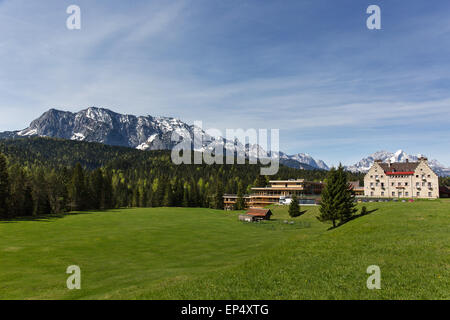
0;138;366;218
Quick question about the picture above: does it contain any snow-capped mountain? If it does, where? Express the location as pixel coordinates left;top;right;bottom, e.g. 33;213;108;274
279;152;329;170
346;150;450;177
0;107;329;170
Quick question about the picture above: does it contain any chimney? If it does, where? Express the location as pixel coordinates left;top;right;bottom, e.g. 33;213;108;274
419;156;428;163
387;159;391;168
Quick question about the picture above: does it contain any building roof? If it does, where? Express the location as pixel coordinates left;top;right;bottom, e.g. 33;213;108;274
349;181;361;188
246;208;272;216
378;162;420;174
269;179;305;183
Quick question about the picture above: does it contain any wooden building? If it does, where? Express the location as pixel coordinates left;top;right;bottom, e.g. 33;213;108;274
244;208;272;221
224;179;323;209
349;181;364;197
248;179;323;208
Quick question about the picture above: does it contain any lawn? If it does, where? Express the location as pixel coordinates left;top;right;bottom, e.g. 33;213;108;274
0;201;448;299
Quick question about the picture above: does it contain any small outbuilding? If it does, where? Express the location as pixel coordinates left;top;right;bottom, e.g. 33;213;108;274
245;208;273;221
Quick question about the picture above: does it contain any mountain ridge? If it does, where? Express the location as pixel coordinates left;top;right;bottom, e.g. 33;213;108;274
0;107;328;171
1;107;448;176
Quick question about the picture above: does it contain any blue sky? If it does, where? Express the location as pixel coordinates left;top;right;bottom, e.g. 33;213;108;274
0;0;449;166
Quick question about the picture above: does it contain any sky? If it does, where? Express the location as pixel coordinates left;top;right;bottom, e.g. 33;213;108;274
0;0;449;167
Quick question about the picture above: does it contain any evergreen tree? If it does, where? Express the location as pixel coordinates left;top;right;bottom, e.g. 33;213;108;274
154;178;166;207
335;164;357;222
91;169;104;209
289;195;301;217
163;182;174;207
214;181;224;210
32;168;51;215
23;184;34;216
69;163;87;211
103;171;114;209
317;165;356;228
235;181;245;210
182;182;190;207
189;179;199;207
254;175;267;187
0;153;10;217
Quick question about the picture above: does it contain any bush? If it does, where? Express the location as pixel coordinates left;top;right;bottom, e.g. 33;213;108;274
361;206;368;216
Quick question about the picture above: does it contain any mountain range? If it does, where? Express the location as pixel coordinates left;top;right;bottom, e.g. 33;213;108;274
0;107;448;176
0;107;328;171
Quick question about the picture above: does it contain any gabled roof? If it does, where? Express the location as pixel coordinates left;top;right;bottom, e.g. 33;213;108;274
246;208;272;216
378;162;420;174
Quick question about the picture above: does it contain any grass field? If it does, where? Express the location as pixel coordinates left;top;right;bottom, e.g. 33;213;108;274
0;201;449;299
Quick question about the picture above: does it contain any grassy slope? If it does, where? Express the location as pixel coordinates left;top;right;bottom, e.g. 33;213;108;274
0;201;449;299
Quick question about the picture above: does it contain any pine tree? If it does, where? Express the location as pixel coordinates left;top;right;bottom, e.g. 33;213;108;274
317;165;356;228
182;183;190;207
335;164;357;222
91;169;104;209
214;181;224;210
163;182;174;207
0;153;10;217
254;175;267;188
317;167;339;227
236;181;245;210
289;195;301;217
69;163;87;211
32;168;51;215
103;171;114;209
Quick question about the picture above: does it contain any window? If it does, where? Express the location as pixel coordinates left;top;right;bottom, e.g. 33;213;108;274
428;192;432;197
398;182;402;186
405;192;409;196
428;182;432;187
427;174;431;178
391;182;395;186
370;182;374;187
417;192;420;196
392;191;395;196
416;175;419;178
370;175;373;178
399;192;403;197
370;192;374;196
416;182;420;186
381;192;384;196
422;182;426;186
405;182;408;186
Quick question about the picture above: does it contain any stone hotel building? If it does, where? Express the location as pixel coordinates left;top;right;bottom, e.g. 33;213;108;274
364;157;439;199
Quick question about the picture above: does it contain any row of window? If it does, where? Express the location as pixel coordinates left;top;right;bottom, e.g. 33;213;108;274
370;191;433;197
370;182;432;187
369;174;431;179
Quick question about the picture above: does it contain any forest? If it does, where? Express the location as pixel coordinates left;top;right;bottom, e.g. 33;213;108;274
0;137;365;218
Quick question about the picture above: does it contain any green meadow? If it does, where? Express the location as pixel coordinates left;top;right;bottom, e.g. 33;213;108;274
0;201;449;299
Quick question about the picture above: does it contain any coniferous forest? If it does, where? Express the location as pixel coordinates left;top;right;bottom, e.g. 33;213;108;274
0;137;364;218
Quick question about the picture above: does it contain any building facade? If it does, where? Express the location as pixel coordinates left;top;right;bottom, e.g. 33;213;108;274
224;179;323;209
364;157;439;199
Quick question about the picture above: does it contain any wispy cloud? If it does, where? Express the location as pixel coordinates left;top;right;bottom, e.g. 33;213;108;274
0;0;449;165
